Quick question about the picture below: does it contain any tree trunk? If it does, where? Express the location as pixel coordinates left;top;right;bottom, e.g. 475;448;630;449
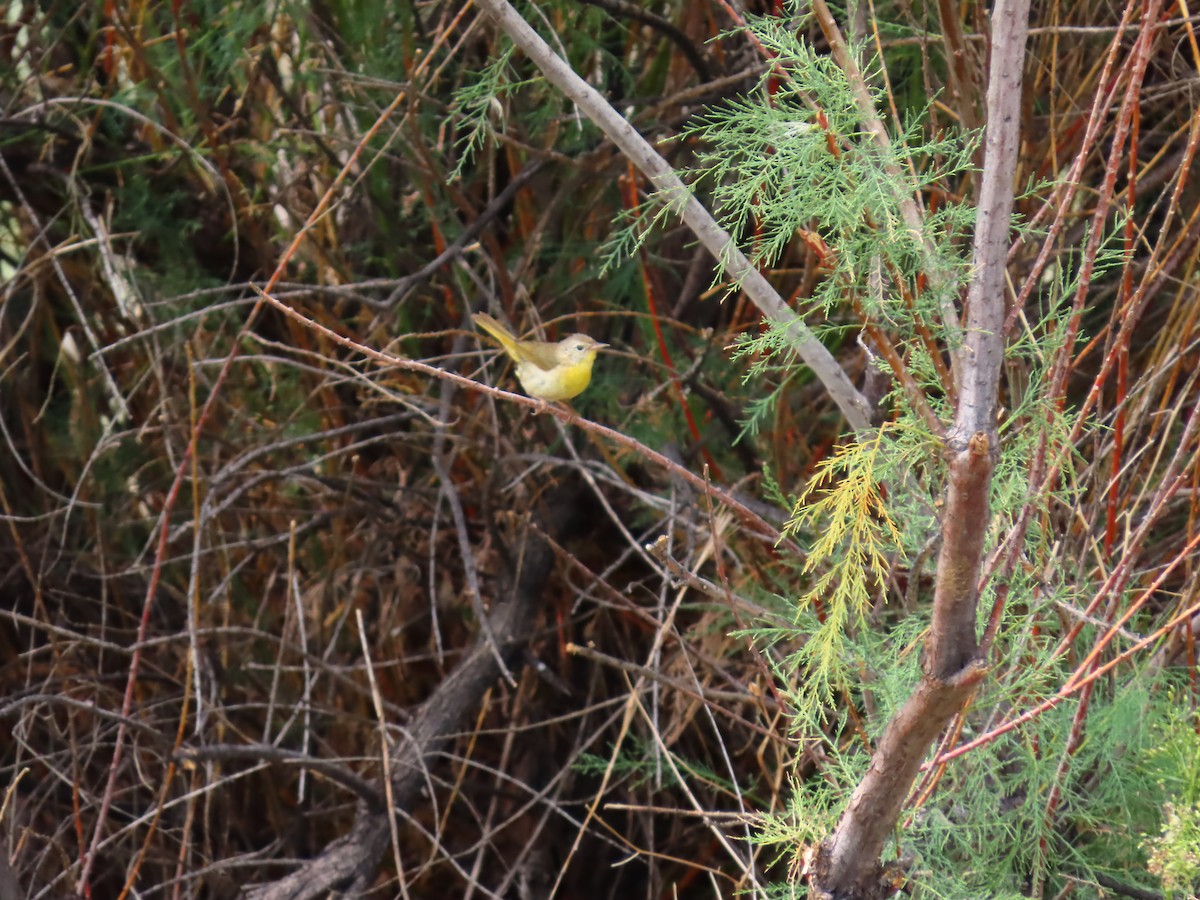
810;1;1032;895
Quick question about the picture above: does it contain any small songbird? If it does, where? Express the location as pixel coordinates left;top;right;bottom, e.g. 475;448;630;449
472;313;607;402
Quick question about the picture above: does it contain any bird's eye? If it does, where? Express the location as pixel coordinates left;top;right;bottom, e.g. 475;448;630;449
575;343;585;351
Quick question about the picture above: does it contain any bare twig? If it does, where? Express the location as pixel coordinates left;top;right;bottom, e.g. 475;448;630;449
472;0;873;431
244;486;583;899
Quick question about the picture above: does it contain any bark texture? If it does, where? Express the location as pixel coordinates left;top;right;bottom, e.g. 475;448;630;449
811;1;1032;895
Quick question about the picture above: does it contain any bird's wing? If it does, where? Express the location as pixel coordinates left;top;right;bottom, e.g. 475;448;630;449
516;341;562;370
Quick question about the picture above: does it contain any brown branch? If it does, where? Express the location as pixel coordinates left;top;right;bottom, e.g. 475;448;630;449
813;661;988;898
925;432;995;678
472;0;873;431
575;0;712;81
935;0;981;131
243;484;584;899
811;0;1031;894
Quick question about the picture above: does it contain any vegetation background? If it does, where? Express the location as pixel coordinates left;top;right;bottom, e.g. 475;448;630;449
1;1;1198;898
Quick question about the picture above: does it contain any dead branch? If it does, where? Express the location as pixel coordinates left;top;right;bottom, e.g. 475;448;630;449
242;485;584;899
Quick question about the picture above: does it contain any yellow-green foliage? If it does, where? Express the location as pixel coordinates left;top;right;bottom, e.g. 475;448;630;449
778;427;904;712
1143;702;1200;897
785;427;901;613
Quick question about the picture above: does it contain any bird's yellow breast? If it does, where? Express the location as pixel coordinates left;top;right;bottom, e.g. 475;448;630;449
516;355;597;401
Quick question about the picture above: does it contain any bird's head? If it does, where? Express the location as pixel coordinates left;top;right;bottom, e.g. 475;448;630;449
555;334;607;367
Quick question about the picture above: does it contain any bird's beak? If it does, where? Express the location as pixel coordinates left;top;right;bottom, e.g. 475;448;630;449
594;342;609;350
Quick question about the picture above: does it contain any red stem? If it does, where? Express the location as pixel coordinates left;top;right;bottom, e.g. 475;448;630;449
621;164;724;481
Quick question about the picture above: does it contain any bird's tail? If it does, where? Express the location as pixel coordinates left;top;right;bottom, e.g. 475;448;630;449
471;313;521;361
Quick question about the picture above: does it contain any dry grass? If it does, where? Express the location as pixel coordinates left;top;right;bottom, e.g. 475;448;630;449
1;1;1198;897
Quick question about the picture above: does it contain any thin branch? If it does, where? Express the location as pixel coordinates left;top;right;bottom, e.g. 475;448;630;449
244;486;585;899
383;160;545;307
812;0;1032;894
472;0;873;431
576;0;712;81
953;0;1029;443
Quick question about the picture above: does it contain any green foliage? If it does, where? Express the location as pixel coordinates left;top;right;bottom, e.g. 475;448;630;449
756;652;1184;898
1143;700;1200;897
690;21;976;299
450;44;517;180
901;672;1188;898
750;772;843;870
690;7;1190;899
683;20;978;439
777;427;905;711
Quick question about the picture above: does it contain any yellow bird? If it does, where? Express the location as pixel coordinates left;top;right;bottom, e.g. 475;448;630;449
472;313;607;402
